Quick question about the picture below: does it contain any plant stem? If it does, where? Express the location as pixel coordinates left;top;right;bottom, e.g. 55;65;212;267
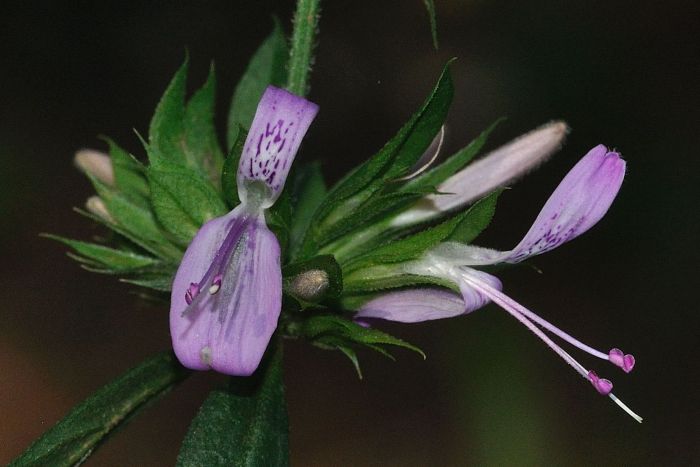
286;0;321;97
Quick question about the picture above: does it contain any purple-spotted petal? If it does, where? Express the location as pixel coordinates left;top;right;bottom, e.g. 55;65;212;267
355;270;501;323
170;210;282;376
237;86;319;208
505;145;625;262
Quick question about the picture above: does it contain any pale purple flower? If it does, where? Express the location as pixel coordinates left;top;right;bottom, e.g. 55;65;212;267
357;146;642;421
170;86;318;376
391;121;568;228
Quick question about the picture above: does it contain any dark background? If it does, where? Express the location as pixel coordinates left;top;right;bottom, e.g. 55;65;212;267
1;1;698;465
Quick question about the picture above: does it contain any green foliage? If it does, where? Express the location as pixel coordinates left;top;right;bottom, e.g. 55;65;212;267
288;162;327;260
184;64;225;186
298;62;454;258
177;350;288;467
447;189;501;244
11;352;189;467
342;191;502;275
147;161;228;247
43;235;160;272
302;314;425;376
228;21;288;146
85;177;182;261
101;137;149;206
148;58;189;167
422;0;439;49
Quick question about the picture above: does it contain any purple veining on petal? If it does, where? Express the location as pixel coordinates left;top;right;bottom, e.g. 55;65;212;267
505;145;626;263
237;86;319;207
170;206;282;376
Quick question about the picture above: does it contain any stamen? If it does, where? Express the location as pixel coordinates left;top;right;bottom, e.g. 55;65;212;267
608;348;636;373
209;274;222;295
609;394;644;423
191;214;250;298
185;282;200;305
459;271;588;378
464;270;635;373
588;370;613;395
459;269;643;422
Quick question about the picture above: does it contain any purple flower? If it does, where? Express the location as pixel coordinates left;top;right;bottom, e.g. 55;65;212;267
391;121;568;228
170;86;318;376
357;146;642;421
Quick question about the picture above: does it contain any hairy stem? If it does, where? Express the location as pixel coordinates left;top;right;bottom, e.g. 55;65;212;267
286;0;321;96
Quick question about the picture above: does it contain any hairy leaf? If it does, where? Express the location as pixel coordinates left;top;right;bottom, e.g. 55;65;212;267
177;350;288;467
11;352;189;467
148;58;188;166
148;161;228;246
44;235;160;272
303;314;425;359
184;64;225;186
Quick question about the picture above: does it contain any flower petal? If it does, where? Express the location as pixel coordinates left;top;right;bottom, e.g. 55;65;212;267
355;271;501;323
390;121;567;227
505;145;625;262
170;210;282;375
237;86;319;208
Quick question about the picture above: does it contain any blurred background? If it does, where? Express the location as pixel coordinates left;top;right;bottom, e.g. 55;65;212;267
1;0;698;465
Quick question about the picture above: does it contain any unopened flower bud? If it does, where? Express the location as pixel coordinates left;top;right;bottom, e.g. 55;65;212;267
74;149;114;186
85;196;114;223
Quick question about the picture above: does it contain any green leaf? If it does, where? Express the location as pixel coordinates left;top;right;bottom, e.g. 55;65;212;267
184;64;225;186
121;271;175;292
447;189;502;244
422;0;439;49
288;162;326;260
343;269;454;294
87;177;183;260
227;21;288;147
148;161;228;246
44;235;160;272
320;189;432;246
405;118;504;192
11;352;189;467
299;62;454;257
266;188;293;255
148;57;188;166
72;207;182;263
177;349;288;467
342;191;502;274
302;314;425;359
101;137;149;206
